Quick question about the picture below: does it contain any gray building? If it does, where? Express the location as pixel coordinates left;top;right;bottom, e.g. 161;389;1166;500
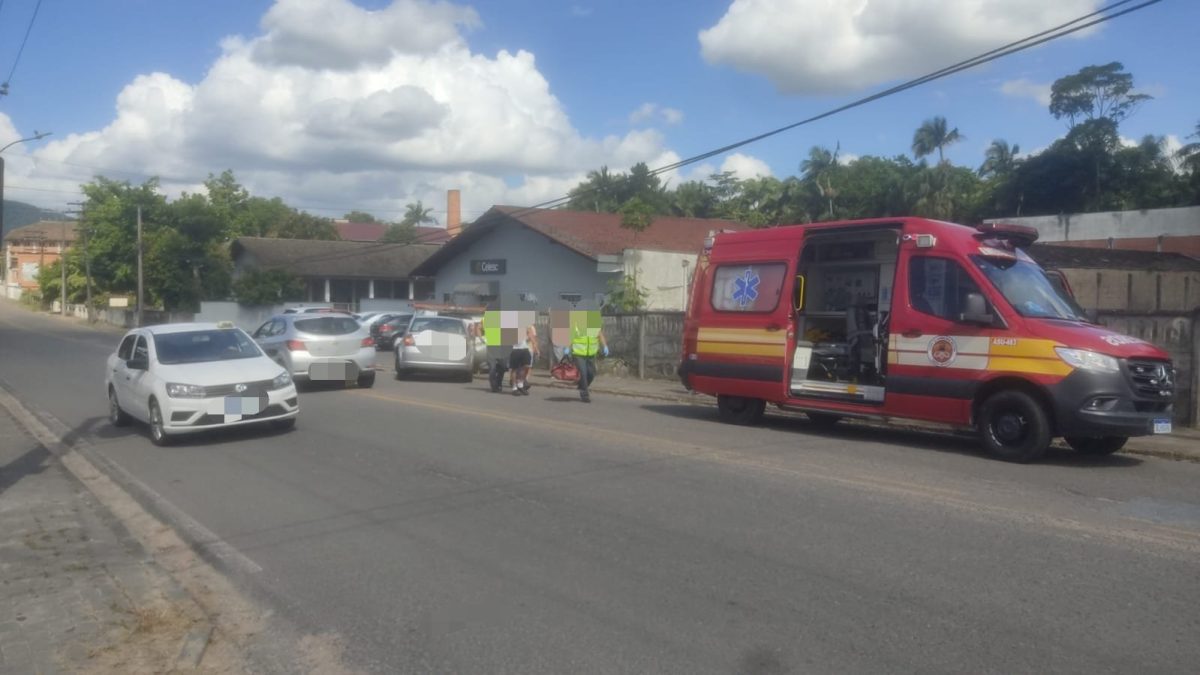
411;206;747;311
231;237;439;309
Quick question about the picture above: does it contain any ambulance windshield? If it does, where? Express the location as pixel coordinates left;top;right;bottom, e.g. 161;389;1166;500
971;256;1088;321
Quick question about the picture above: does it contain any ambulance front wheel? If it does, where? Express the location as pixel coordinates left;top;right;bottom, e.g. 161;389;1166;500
978;390;1051;463
717;395;765;425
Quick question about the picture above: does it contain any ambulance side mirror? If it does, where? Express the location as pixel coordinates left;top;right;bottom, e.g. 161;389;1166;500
959;292;994;326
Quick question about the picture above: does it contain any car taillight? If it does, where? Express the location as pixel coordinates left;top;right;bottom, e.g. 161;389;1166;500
286;340;307;351
361;337;374;347
403;335;415;347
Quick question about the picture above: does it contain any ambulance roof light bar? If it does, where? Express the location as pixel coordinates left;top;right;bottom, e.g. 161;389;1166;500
975;222;1039;248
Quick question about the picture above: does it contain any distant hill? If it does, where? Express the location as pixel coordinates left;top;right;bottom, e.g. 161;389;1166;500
3;200;69;237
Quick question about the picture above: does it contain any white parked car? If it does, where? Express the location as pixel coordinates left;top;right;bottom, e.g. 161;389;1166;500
105;322;299;446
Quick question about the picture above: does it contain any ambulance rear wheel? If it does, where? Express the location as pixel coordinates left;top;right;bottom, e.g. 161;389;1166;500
1065;435;1127;456
717;395;765;425
979;390;1050;463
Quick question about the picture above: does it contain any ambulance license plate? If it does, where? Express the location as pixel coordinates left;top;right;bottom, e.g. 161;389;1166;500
1153;418;1172;434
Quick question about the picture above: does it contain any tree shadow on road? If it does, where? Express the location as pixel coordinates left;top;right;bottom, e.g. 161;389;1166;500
0;443;52;497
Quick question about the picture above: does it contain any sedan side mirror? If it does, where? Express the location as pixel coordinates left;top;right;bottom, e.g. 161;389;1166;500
958;292;994;326
126;356;149;371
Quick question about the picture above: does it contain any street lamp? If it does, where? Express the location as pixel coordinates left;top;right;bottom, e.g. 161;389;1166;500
0;131;52;287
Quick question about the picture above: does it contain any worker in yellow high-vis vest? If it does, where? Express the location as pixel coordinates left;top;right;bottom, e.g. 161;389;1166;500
565;310;607;403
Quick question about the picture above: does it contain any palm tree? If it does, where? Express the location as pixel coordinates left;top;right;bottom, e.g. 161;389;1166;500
401;201;436;227
1177;120;1200;174
912;116;963;164
800;145;840;218
978;140;1021;178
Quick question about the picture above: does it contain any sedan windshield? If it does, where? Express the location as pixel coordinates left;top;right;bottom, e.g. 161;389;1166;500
154;330;262;365
971;256;1088;321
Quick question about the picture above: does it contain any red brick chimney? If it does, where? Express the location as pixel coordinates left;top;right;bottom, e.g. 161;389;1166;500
446;189;462;238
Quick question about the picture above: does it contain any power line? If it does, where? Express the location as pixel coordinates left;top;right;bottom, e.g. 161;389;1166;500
280;0;1160;268
2;0;43;96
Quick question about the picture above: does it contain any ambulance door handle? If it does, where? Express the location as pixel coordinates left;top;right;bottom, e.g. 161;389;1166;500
902;330;923;338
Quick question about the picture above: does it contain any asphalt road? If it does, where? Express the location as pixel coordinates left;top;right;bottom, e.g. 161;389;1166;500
2;302;1199;674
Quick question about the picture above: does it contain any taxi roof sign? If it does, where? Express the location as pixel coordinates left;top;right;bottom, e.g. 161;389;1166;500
216;321;235;329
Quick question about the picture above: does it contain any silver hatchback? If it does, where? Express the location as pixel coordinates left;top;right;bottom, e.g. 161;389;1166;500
253;314;377;388
394;315;475;382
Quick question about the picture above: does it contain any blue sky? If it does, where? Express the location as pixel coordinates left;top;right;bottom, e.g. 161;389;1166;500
1;0;1196;222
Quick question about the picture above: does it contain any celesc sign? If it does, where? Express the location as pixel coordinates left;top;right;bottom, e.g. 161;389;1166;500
471;259;506;275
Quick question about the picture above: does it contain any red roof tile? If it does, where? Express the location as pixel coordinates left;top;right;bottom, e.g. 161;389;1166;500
335;221;451;244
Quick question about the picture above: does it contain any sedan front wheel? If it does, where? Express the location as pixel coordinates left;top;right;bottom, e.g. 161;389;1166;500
148;400;172;447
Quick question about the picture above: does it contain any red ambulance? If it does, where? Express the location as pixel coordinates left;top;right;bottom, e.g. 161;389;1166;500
678;217;1175;462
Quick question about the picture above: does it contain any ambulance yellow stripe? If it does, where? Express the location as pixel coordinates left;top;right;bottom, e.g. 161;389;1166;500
698;327;786;344
987;356;1073;376
697;342;786;357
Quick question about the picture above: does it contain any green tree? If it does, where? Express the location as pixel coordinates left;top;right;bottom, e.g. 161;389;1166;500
401;201;436;227
344;210;379;223
380;222;419;243
232;268;305;306
568;166;623;212
618;196;655;235
978;140;1021;179
204;170;250;239
1177;121;1200;174
274;211;339;240
1049;62;1151;128
800;145;840;218
911;116;963;164
604;274;648;313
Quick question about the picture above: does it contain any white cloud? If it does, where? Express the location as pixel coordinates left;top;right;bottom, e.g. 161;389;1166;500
13;0;677;220
252;0;480;70
1000;78;1052;106
699;0;1102;94
720;153;773;180
629;103;684;127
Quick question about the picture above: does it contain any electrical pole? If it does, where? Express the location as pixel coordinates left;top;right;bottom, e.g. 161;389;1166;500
67;202;93;323
136;205;143;327
60;220;67;316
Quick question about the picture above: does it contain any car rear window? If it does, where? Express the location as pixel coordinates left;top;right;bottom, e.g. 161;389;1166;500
154;330;261;364
409;317;465;335
294;317;361;335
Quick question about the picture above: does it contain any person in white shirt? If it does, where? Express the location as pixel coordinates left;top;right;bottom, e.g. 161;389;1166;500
509;323;539;395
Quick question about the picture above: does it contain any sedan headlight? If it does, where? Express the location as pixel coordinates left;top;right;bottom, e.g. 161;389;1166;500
166;383;205;398
271;371;292;390
1055;347;1120;373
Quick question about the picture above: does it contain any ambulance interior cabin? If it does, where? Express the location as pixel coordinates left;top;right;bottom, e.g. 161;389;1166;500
791;228;898;403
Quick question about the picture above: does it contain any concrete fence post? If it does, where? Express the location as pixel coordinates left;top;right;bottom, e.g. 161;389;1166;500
637;313;646;380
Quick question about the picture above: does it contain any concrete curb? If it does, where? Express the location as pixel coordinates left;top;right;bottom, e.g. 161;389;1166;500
0;383;217;671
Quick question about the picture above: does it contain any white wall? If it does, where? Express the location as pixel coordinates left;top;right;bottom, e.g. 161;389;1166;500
986;206;1200;242
623;249;696;311
194;301;284;333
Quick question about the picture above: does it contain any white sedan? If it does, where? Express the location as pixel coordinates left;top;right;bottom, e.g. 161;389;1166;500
105;322;299;446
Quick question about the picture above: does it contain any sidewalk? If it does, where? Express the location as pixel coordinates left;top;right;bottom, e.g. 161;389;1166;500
528;370;1200;462
0;408;213;673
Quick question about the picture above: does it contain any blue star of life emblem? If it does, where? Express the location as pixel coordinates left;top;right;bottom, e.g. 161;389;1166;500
732;267;760;307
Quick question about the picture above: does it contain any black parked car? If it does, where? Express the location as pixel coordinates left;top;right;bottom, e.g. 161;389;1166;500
370;314;413;351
